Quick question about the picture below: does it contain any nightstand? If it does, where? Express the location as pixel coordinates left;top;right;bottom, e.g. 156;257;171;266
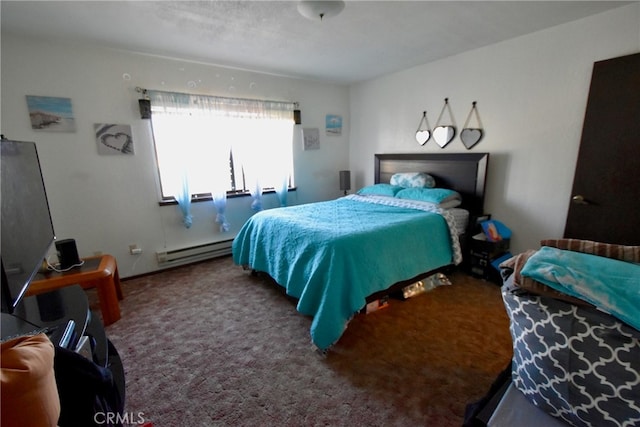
469;236;510;284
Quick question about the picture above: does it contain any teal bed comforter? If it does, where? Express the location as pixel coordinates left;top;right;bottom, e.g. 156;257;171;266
232;195;460;350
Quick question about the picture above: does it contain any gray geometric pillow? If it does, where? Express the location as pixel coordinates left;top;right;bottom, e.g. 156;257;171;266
502;288;640;427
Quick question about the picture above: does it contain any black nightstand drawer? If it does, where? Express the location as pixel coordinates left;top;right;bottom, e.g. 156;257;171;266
468;237;510;284
470;238;510;258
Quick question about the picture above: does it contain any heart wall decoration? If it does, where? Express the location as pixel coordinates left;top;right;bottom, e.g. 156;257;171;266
461;128;483;149
95;123;135;155
433;98;456;148
434;126;456;147
415;110;431;145
460;101;484;149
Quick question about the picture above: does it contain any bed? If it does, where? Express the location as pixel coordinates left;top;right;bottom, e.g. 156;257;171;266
232;153;489;350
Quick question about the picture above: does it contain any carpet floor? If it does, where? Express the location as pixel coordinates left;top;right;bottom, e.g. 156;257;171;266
98;256;512;426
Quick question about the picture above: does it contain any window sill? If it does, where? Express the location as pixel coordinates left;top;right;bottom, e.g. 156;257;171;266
158;187;297;206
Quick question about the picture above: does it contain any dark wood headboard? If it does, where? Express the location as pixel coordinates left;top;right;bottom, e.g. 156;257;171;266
374;153;489;216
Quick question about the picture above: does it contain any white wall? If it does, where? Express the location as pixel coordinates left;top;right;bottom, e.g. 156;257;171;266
2;4;638;277
349;4;640;254
1;35;350;277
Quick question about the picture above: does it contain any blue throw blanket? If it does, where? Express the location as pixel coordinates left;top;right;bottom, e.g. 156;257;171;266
521;246;640;331
232;196;458;350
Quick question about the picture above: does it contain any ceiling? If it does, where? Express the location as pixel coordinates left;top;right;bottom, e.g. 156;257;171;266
1;1;631;85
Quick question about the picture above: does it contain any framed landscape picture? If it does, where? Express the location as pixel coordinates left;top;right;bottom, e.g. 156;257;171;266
325;114;342;136
26;95;76;132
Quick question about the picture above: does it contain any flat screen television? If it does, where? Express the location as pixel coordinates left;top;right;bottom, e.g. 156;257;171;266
1;139;56;314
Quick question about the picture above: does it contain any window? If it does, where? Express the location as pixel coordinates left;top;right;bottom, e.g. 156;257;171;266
148;90;295;202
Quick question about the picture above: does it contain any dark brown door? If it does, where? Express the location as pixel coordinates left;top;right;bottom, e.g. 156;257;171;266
564;52;640;245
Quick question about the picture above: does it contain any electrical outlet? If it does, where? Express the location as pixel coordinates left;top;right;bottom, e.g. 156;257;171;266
129;244;142;255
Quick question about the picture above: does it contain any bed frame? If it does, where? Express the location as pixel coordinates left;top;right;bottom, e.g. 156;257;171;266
375;152;489;218
366;152;489;302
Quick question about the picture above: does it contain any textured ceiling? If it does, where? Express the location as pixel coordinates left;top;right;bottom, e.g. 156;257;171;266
1;1;630;84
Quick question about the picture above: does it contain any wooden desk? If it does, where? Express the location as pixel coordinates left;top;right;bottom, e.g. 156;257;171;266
27;255;123;326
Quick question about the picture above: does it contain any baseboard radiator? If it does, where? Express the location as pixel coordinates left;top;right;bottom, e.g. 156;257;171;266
156;239;234;267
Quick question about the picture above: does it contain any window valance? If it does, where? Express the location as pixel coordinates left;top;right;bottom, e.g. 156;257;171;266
147;90;295;120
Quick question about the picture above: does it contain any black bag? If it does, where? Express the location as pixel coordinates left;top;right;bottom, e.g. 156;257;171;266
54;345;124;427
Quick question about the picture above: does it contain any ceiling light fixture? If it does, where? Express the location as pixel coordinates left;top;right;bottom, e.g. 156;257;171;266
297;1;345;21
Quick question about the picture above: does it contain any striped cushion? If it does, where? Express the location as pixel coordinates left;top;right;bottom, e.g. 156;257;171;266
540;238;640;263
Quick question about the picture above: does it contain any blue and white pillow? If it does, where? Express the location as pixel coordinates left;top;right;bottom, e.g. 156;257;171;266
390;172;436;188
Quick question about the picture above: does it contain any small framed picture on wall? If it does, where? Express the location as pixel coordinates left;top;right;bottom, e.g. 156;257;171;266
325;114;342;136
26;95;76;132
303;128;320;150
94;124;134;155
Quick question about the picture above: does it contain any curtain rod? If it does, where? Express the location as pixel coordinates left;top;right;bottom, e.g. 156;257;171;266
135;86;297;107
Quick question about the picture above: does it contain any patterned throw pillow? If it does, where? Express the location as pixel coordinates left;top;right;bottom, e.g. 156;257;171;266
389;172;436;188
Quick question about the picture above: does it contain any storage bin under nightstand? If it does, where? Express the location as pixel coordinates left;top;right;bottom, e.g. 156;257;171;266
469;236;510;283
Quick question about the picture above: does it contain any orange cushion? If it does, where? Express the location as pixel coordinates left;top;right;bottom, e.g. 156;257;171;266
1;333;60;427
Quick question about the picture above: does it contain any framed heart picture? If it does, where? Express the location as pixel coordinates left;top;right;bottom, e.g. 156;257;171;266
95;123;134;155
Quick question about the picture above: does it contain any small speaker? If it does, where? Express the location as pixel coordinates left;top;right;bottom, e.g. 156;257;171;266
55;239;81;270
138;99;151;119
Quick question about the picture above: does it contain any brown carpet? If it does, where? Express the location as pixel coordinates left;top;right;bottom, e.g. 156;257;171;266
98;256;512;426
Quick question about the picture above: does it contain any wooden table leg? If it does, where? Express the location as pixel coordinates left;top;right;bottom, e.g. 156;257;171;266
113;265;124;301
93;277;121;326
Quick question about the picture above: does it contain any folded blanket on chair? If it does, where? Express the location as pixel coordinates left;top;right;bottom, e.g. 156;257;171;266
521;246;640;331
499;250;592;307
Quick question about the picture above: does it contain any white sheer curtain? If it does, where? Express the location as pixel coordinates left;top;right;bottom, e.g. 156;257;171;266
148;90;294;226
210;136;231;232
230;119;294;210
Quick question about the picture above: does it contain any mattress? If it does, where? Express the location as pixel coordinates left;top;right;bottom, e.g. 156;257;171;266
449;207;469;236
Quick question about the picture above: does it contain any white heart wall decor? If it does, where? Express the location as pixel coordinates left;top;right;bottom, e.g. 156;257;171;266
433;98;457;149
415;110;431;146
416;130;430;145
433;126;456;148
